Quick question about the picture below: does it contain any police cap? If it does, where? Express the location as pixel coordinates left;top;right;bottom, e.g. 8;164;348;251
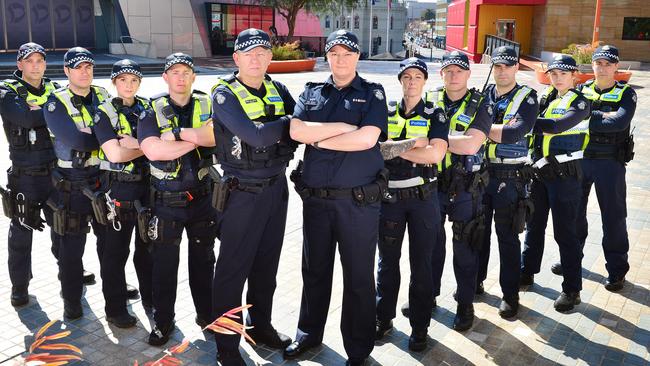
546;54;578;73
234;28;272;52
325;29;360;53
398;57;428;80
18;42;46;61
111;59;143;80
592;45;619;63
164;53;194;73
441;51;470;70
64;47;95;68
491;46;518;66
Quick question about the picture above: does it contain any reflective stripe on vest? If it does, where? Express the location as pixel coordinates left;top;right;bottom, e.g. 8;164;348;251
539;87;589;157
581;82;628;103
2;79;56;106
387;100;430;139
429;89;482;170
214;77;285;120
485;86;534;162
150;93;212;180
52;86;109;168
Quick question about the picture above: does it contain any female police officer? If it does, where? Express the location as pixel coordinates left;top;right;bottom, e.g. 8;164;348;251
92;59;153;327
374;58;448;351
520;55;590;312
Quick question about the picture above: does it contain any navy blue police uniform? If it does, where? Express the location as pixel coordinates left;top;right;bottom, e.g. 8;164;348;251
287;30;389;364
521;55;590;311
375;58;448;348
576;46;636;291
210;29;296;363
477;46;538;317
137;53;217;345
43;47;111;319
91;60;153;326
0;43;59;306
426;51;493;331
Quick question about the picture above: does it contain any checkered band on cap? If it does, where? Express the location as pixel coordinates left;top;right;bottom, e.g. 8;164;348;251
547;63;578;71
66;55;95;67
17;45;45;61
592;51;619;61
441;58;469;70
234;38;272;52
111;68;143;80
164;58;194;72
399;63;427;74
325;38;360;53
492;55;518;63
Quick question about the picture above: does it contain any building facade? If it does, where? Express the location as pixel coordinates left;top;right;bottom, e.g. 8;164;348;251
318;0;408;57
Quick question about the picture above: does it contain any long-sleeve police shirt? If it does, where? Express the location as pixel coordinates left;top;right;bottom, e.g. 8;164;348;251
588;85;637;133
485;84;538;144
44;90;102;152
534;90;591;135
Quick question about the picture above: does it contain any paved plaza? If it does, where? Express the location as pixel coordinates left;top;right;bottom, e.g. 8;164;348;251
0;60;648;365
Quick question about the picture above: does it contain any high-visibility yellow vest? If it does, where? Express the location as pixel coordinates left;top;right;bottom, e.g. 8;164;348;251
213;76;285;120
485;86;534;163
1;78;56;106
537;86;589;157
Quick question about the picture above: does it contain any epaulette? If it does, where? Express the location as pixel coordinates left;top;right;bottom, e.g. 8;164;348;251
305;81;325;88
150;92;169;101
192;89;207;95
387;100;398;115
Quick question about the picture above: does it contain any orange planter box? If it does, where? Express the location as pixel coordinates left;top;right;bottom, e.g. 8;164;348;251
267;58;317;73
535;67;632;85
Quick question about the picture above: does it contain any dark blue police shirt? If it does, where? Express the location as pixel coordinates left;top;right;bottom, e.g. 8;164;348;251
212;75;295;179
137;94;208;191
293;73;388;189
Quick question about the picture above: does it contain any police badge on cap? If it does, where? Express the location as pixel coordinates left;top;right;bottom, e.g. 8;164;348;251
325;30;360;53
234;28;272;52
491;46;518;66
17;42;46;61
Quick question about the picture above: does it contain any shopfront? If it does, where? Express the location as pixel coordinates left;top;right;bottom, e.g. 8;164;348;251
205;3;275;55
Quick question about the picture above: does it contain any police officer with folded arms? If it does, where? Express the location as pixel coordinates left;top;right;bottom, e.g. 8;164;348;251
285;30;388;366
44;47;111;319
92;59;153;327
549;45;637;292
138;53;217;346
0;43;59;307
520;54;590;312
208;28;296;365
425;51;493;331
374;58;448;352
477;46;538;318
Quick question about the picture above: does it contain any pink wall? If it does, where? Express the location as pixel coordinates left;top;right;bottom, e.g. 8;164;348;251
274;10;323;37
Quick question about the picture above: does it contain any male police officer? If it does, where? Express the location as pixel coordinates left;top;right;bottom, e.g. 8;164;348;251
209;28;296;365
138;53;217;346
426;51;493;331
477;46;538;318
285;30;388;365
44;47;111;319
550;45;637;292
0;43;59;306
374;58;448;351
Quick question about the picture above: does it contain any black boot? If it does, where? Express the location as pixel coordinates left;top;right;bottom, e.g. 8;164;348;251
519;273;534;288
453;303;474;332
604;277;625;292
375;319;393;340
126;284;139;300
408;328;428;351
400;298;437;318
148;321;175;346
10;285;29;307
550;262;563;275
82;270;95;285
246;326;292;349
554;292;581;312
498;296;519;319
107;313;137;328
64;300;83;320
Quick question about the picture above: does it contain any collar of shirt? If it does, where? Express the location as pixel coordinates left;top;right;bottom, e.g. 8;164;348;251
234;75;268;100
489;83;519;104
12;70;46;96
399;98;425;119
324;72;364;92
443;90;469;113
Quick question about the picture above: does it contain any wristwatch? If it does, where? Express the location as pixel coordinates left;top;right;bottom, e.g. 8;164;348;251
172;127;182;141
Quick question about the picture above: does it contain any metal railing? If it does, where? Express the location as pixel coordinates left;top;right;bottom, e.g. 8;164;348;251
119;36;152;56
483;34;520;61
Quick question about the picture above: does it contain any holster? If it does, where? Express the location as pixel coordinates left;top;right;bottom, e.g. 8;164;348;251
622;134;635;164
46;198;89;236
513;197;534;234
290;160;310;200
352;168;390;205
0;186;15;219
451;214;486;251
208;167;233;212
83;187;108;226
134;200;152;243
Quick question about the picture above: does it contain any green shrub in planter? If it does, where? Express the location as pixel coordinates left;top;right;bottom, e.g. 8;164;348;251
561;43;600;65
272;41;304;60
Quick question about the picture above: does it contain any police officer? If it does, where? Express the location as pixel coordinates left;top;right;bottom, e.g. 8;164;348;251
209;28;295;365
0;43;59;306
426;51;493;331
284;30;388;366
138;53;217;346
374;58;448;351
549;46;637;292
92;60;153;327
477;46;538;318
521;54;590;312
44;47;111;319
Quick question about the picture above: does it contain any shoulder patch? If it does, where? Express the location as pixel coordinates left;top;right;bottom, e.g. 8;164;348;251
486;104;494;116
47;102;56;112
632;93;637;103
437;111;446;123
577;100;586;110
93;113;100;123
216;93;226;105
527;96;535;105
374;89;384;101
139;110;147;120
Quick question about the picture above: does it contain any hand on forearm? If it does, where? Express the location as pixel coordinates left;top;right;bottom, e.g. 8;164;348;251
380;137;427;160
316;126;381;152
290;118;358;144
119;135;140;149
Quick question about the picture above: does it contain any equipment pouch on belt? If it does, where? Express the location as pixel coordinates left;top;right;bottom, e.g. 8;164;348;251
208;166;233;212
0;186;15;219
353;168;390;205
83;187;108;226
513;198;534;234
134;200;152;243
47;199;67;236
451;214;486;251
290;160;309;199
623;132;635;164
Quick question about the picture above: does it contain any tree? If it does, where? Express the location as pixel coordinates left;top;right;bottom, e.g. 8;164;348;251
263;0;359;37
422;8;435;21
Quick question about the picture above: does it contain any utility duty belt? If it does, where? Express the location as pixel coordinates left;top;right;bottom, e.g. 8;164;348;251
438;162;489;201
151;184;211;208
389;181;437;201
584;134;635;164
487;165;536;181
208;166;282;212
106;170;146;183
10;162;55;177
533;154;582;181
290;160;390;205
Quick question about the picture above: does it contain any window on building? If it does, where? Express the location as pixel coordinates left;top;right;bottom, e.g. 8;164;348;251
496;19;516;41
623;17;650;40
346;19;350;29
336;19;339;28
325;15;330;29
390;16;393;30
373;16;378;29
354;15;360;29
